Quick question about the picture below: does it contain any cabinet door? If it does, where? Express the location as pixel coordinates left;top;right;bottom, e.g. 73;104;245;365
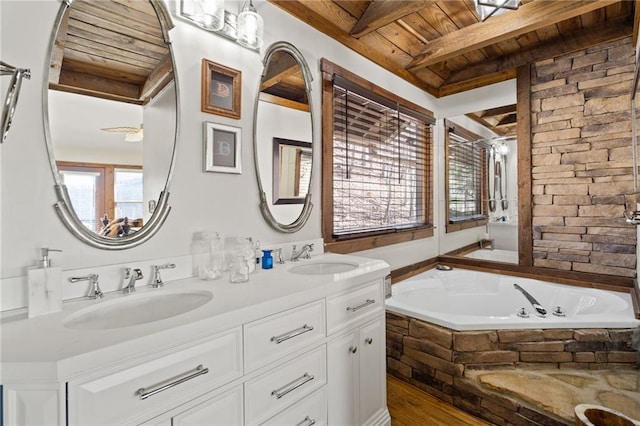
327;331;358;426
358;317;386;424
172;386;243;426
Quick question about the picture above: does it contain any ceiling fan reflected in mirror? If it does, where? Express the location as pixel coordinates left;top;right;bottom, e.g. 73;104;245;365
100;125;144;142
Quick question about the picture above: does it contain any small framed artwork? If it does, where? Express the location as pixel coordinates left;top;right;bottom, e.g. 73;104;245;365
204;122;242;174
201;59;241;119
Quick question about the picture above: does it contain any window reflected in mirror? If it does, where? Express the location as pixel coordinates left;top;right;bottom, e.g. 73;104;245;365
273;137;311;204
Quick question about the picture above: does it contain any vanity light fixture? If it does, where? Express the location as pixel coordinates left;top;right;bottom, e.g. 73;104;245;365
236;0;263;49
474;0;520;21
192;0;225;31
178;0;262;51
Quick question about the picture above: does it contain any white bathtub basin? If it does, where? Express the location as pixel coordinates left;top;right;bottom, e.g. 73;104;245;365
63;290;213;330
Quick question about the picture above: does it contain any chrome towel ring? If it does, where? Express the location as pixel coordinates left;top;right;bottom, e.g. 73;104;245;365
1;60;31;143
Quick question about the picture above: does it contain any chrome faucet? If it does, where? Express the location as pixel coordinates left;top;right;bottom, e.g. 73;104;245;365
151;263;176;288
291;243;314;261
273;248;285;264
122;268;143;293
513;283;547;317
69;273;103;299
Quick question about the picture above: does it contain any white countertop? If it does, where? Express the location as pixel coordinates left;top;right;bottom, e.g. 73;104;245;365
1;253;390;383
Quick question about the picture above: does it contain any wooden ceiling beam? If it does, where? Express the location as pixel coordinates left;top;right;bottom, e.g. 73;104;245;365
440;18;632;92
139;53;173;104
634;0;640;45
408;0;619;71
350;0;434;38
480;104;517;118
268;0;440;97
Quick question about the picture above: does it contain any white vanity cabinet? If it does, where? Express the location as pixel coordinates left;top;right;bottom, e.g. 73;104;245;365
67;327;243;426
327;283;388;426
1;253;391;426
143;385;244;426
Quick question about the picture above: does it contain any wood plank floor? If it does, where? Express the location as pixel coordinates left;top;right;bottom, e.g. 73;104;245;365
387;375;491;426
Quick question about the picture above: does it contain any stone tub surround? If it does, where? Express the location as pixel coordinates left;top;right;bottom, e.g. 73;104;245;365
386;312;639;425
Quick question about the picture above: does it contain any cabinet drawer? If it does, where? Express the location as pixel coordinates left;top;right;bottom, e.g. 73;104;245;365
326;282;382;334
244;299;325;372
67;327;242;426
245;345;327;425
261;388;327;426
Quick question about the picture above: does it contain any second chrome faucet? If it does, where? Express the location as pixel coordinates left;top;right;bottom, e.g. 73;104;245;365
122;268;143;293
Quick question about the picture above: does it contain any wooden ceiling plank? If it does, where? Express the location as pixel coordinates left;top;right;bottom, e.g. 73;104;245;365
334;0;370;19
65;36;160;68
73;0;161;38
270;0;440;96
50;7;71;85
62;54;148;82
443;18;632;87
53;70;141;102
67;18;168;57
68;8;165;48
407;0;619;71
350;0;434;38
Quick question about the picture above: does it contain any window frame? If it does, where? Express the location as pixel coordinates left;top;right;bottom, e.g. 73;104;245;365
443;120;489;233
321;59;435;254
57;161;142;232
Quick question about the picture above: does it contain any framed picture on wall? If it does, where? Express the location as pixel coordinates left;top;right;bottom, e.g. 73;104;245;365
201;59;241;119
204;122;242;174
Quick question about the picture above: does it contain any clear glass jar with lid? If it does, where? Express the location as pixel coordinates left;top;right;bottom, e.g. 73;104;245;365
192;231;224;280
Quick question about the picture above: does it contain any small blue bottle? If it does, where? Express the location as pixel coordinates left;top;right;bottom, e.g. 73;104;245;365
261;250;273;270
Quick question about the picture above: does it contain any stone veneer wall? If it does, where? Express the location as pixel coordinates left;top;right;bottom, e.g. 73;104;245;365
386;312;639;425
530;36;637;278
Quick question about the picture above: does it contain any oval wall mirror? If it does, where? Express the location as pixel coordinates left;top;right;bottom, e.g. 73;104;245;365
44;0;178;249
254;41;314;232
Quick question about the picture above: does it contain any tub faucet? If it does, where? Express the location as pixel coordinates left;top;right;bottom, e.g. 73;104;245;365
122;267;143;293
69;273;103;299
513;283;547;317
291;243;314;261
151;263;175;288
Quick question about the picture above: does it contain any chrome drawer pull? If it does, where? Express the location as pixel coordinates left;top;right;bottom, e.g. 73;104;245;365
135;365;208;400
271;372;314;399
296;416;316;426
346;298;375;312
271;324;314;344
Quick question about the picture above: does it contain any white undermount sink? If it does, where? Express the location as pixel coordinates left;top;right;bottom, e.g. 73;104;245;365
289;261;359;275
63;290;213;330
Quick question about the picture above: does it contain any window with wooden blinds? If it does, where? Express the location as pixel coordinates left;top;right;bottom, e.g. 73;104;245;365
321;59;434;252
445;120;489;233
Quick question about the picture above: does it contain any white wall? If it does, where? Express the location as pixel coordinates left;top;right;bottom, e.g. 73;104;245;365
144;83;177;222
0;0;515;310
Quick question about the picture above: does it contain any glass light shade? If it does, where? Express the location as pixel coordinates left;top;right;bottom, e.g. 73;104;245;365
496;141;509;156
194;0;225;31
474;0;519;20
236;1;263;49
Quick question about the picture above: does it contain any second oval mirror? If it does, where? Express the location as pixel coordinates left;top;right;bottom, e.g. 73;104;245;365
254;42;314;232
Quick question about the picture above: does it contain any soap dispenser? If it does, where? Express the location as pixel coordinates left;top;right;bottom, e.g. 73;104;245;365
27;248;63;318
